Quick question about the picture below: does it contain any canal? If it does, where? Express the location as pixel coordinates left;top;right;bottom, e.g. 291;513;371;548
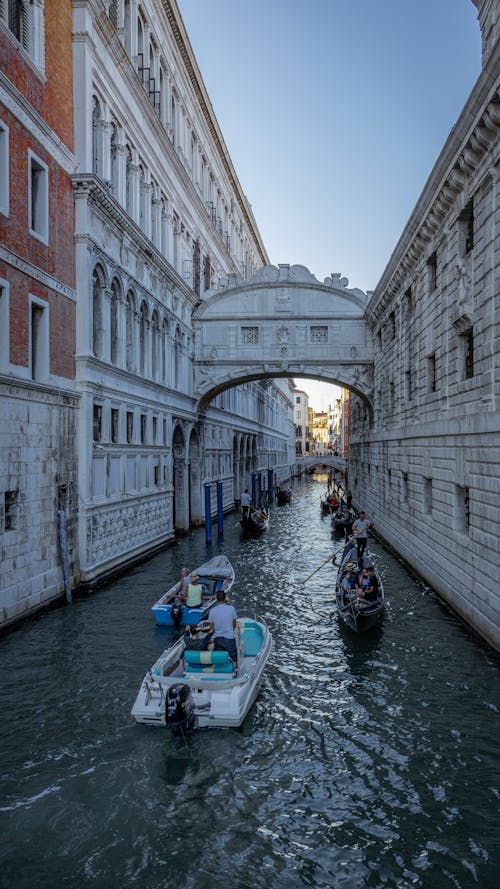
1;475;499;889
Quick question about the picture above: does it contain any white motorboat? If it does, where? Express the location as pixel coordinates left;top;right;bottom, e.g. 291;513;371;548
131;618;272;733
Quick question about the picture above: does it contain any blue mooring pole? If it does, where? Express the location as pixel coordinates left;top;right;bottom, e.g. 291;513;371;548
267;468;274;503
204;484;212;545
216;480;224;536
257;472;262;507
251;473;257;506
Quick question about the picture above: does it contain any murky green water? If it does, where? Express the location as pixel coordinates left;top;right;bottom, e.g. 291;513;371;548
1;475;499;889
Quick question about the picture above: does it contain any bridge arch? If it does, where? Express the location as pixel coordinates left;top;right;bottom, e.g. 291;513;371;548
192;264;374;412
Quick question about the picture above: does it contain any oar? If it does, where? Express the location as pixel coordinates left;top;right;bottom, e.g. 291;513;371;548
301;541;346;584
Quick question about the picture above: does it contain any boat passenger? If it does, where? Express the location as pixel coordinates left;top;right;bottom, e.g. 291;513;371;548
177;567;191;600
185;574;203;608
358;569;370;595
207;589;238;663
346;490;353;509
360;566;379;603
340;568;358;602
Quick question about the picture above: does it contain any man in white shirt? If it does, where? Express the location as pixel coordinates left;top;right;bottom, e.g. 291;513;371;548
352;511;371;564
207;589;238;663
240;488;251;520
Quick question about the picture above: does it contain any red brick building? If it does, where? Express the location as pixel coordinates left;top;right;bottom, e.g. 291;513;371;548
0;1;79;627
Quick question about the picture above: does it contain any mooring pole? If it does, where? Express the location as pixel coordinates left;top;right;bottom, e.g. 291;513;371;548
251;473;257;507
216;480;224;536
267;468;274;503
204;483;212;545
257;472;262;507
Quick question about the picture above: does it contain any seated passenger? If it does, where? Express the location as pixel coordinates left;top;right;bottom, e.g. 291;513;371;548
185;574;203;608
359;566;379;603
340;568;358;602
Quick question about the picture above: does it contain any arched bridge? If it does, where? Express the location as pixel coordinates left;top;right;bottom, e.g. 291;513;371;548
192;264;374;409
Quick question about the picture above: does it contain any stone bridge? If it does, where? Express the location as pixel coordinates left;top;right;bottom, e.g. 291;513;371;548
192;264;374;410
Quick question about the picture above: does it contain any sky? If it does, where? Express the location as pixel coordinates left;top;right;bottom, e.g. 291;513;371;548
176;0;482;409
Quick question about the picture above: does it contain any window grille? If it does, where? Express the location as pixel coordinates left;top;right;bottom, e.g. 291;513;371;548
241;326;258;345
310;326;328;344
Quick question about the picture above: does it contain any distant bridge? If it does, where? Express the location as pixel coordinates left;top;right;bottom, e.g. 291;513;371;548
294;455;346;474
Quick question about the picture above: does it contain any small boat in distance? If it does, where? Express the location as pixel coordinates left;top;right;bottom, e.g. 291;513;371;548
335;539;384;633
152;555;235;627
276;486;292;505
320;492;337;515
131;617;273;733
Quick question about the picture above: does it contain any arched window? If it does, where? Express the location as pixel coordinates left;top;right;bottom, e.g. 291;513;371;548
171;93;177;146
92;97;103;177
151;310;159;380
162;318;168;383
125;146;133;216
174;326;182;389
139;300;148;376
125;291;135;371
110;278;121;365
151;180;157;245
92;266;105;358
110;124;120;199
161;198;168;257
138;165;146;230
124;0;131;54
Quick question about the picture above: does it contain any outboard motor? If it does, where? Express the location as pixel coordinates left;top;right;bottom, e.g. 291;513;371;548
166;683;195;739
171;600;184;627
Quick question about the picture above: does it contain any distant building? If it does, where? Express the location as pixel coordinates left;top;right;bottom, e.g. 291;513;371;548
293;389;309;454
311;411;329;455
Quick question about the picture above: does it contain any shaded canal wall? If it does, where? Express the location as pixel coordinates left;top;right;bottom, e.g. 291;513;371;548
349;5;500;652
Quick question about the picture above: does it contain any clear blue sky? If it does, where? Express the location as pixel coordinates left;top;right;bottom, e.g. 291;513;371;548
176;0;481;408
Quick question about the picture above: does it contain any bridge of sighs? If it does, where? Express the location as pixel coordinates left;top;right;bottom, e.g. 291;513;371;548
192;264;374;411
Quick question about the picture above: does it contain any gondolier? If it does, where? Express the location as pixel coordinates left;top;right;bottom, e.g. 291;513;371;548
352;511;371;563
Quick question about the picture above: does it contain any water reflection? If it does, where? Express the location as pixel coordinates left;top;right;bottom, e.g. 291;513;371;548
0;474;499;889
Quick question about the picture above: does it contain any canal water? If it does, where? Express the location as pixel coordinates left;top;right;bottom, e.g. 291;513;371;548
1;475;500;889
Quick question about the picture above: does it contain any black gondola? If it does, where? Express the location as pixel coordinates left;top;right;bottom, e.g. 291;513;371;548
276;487;292;505
240;507;269;533
335;539;384;633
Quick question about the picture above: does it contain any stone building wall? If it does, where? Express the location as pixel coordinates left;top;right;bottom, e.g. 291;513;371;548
0;2;78;629
349;4;500;651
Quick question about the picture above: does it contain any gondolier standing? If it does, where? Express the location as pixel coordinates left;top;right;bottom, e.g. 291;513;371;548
240;489;251;520
352;511;371;564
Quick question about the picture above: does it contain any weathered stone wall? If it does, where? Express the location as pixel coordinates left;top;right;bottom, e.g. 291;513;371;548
0;380;78;627
350;30;500;651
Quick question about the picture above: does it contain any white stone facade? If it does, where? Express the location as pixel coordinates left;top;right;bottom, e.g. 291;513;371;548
293;389;309;455
348;2;500;651
71;0;295;583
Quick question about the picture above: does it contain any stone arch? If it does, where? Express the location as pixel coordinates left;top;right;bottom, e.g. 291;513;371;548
172;421;188;532
125;288;136;371
92;263;107;358
139;299;148;376
110;276;122;365
188;426;203;525
151;309;159;380
192;264;374;415
174;325;182;389
92;95;103;178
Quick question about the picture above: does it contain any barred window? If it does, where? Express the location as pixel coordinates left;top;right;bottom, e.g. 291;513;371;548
310;326;328;344
241;326;259;345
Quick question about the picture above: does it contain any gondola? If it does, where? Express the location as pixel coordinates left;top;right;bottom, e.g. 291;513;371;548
320;492;337;515
240;507;269;532
331;505;355;535
335;539;384;633
276;487;292;505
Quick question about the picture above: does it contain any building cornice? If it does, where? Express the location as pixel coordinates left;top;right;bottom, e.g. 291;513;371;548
0;245;77;301
366;40;500;326
73;173;199;309
162;0;270;267
0;71;77;174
